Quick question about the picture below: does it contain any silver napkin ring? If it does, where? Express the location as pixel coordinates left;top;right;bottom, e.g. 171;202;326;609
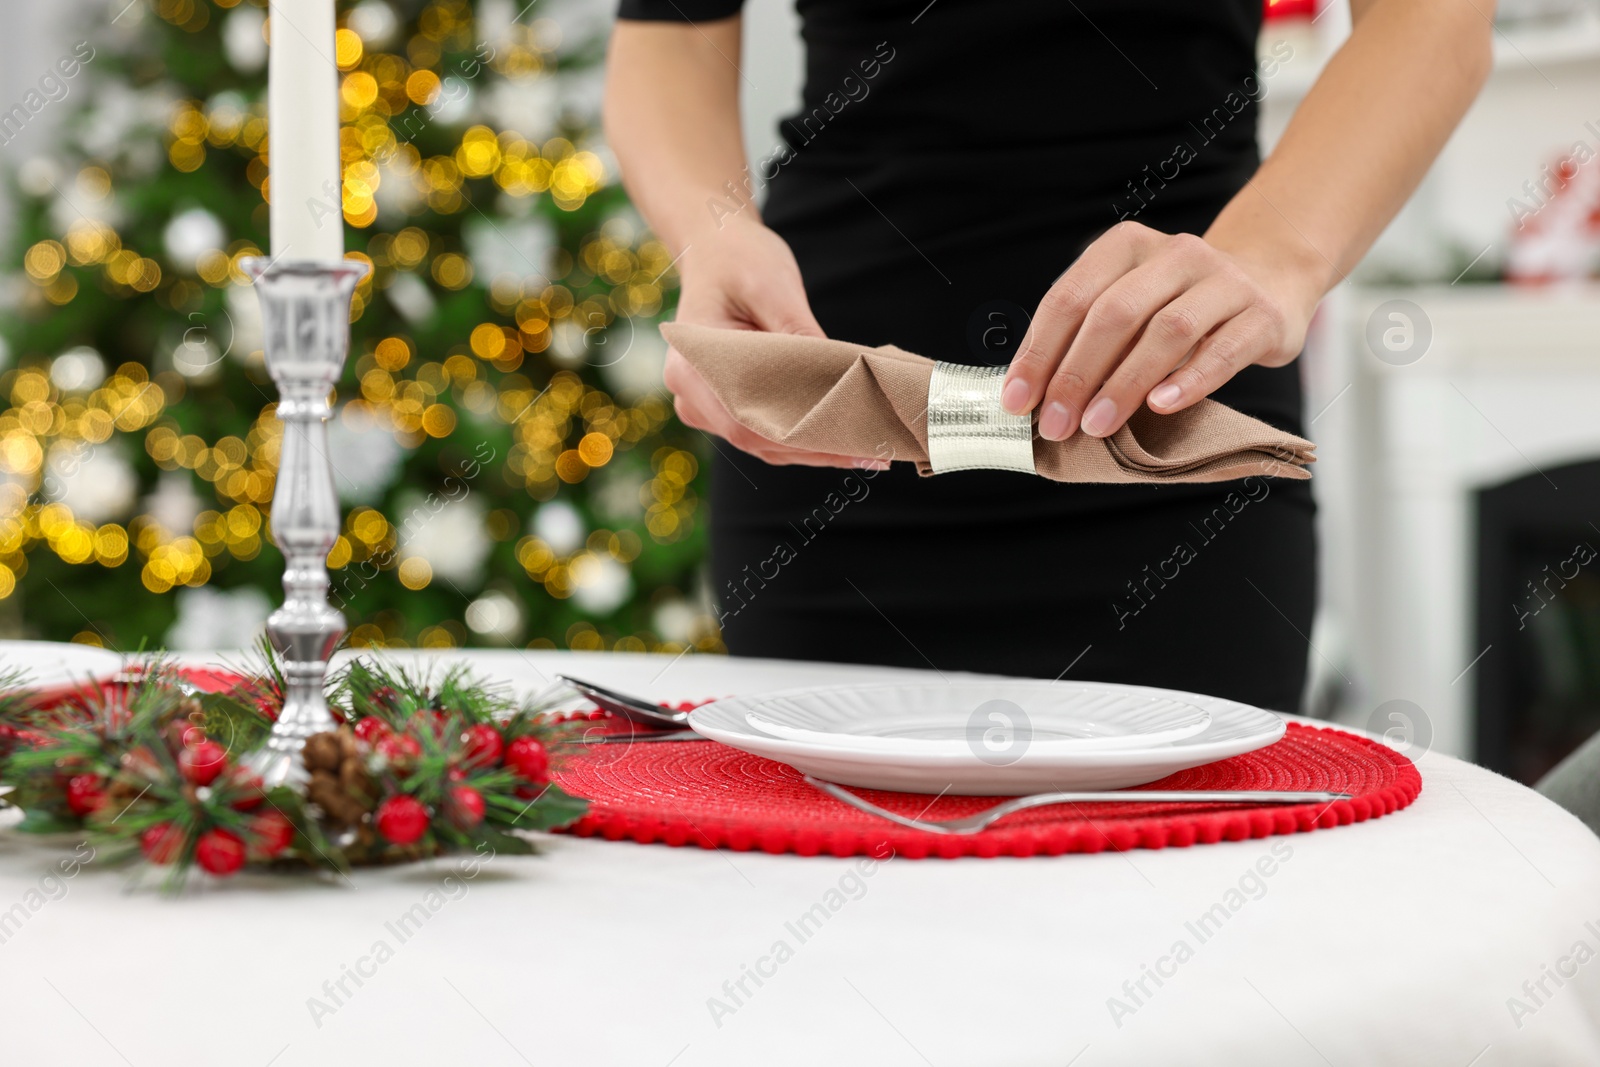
926;362;1037;475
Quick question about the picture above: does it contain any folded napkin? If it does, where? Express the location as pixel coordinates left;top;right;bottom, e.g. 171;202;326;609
662;323;1314;483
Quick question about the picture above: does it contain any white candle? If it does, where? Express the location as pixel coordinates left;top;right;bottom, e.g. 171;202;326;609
268;0;344;263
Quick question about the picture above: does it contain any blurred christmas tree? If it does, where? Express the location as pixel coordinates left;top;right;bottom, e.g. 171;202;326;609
0;0;720;655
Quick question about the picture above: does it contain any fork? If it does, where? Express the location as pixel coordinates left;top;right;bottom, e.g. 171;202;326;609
803;775;1352;835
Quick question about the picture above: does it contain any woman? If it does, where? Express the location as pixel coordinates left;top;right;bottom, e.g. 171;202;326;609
603;0;1491;711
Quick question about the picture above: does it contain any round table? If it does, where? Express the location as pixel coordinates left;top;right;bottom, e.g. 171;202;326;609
2;648;1598;1066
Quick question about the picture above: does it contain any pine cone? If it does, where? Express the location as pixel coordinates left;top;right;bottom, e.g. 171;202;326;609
303;731;343;773
104;775;145;812
303;728;377;828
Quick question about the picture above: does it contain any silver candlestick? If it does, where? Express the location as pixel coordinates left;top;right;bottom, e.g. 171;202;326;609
241;257;370;787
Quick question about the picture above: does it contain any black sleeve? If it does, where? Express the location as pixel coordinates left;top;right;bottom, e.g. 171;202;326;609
616;0;744;21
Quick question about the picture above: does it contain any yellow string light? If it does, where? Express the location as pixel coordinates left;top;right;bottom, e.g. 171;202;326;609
0;8;712;651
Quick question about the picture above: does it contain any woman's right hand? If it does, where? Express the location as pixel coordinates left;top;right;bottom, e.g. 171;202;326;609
663;217;886;470
605;22;876;469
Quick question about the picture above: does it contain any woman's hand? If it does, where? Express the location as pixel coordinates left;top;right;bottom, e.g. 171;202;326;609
664;217;884;469
605;20;880;470
999;220;1323;441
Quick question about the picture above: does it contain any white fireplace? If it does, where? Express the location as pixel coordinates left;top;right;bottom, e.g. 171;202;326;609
1311;283;1600;759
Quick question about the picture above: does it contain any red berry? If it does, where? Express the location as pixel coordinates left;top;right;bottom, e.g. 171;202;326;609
450;786;486;829
371;686;400;710
140;822;185;865
248;811;295;857
194;828;247;876
65;774;107;816
179;740;228;786
375;795;429;845
461;725;504;768
181;726;207;748
505;736;549;786
377;733;422;766
227;770;266;811
353;716;391;743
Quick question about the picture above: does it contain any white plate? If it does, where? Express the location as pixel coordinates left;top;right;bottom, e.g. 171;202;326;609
689;679;1287;795
740;687;1210;753
0;641;123;692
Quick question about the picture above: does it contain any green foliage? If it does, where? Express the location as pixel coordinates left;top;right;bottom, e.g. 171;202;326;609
0;653;590;890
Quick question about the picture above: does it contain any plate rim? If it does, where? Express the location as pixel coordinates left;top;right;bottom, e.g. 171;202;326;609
0;640;124;689
736;690;1213;753
688;678;1285;770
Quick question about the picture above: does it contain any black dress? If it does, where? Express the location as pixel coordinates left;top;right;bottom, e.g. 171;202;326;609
616;0;1316;712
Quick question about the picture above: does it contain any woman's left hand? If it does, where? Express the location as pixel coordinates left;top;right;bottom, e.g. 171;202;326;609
999;220;1323;440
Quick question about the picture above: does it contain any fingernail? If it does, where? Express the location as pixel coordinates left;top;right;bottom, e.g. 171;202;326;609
1039;401;1075;441
1081;397;1117;437
1149;383;1182;409
1000;378;1031;415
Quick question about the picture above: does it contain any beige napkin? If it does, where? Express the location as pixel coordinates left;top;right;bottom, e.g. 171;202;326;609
662;323;1314;483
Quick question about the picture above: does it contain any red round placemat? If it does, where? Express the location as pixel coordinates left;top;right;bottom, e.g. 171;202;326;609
553;721;1422;859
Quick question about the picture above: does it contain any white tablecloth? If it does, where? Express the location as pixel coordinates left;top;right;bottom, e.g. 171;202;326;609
3;648;1599;1066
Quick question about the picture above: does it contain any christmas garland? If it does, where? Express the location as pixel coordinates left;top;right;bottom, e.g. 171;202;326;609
0;652;588;890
